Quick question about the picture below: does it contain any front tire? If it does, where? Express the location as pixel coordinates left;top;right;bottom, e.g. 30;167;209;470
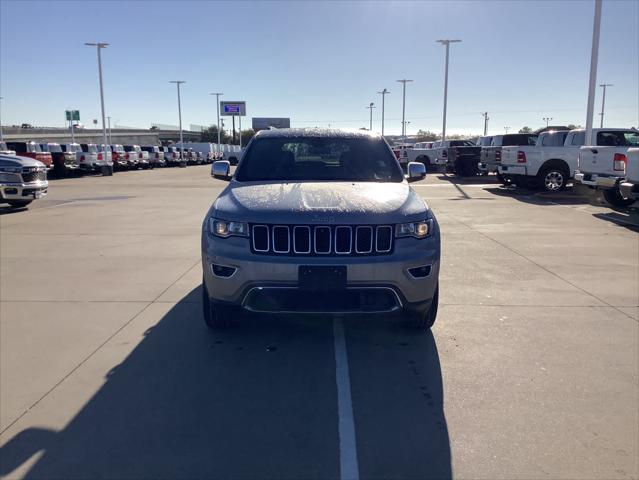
202;283;236;329
408;285;439;330
603;188;635;208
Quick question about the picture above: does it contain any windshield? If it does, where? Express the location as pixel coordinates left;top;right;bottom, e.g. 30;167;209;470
235;136;404;182
450;140;475;147
47;144;62;152
596;130;639;147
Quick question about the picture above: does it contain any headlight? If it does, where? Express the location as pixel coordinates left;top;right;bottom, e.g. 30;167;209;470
209;218;248;238
396;219;433;239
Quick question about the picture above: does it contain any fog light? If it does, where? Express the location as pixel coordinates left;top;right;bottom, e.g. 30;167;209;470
211;264;236;278
408;265;431;278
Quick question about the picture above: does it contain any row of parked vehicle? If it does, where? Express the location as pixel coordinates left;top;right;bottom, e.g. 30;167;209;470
391;128;639;206
0;141;225;178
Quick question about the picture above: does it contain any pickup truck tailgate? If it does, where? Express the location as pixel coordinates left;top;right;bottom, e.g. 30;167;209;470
578;146;626;176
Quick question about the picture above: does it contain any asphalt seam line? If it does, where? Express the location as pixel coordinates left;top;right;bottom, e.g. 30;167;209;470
0;259;201;435
333;317;359;480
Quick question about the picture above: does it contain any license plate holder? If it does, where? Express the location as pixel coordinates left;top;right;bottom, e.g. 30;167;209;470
299;266;347;291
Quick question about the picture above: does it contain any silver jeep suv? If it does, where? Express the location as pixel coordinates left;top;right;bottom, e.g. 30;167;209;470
201;129;440;329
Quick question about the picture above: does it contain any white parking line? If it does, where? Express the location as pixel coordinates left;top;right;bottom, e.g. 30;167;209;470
333;317;360;480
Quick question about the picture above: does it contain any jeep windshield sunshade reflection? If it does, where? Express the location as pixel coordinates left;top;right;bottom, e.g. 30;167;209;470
235;137;404;182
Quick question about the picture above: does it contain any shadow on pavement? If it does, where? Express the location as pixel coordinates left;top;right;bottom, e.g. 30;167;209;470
0;205;29;215
0;287;451;479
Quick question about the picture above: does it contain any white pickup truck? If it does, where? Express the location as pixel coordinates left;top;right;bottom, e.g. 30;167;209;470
499;130;580;191
574;129;639;207
403;142;435;167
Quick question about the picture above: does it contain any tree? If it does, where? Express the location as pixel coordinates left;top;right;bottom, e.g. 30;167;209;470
519;126;533;133
201;125;230;144
240;129;256;146
567;124;581;130
414;130;440;142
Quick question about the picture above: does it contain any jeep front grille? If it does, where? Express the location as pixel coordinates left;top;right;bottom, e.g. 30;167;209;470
250;224;393;256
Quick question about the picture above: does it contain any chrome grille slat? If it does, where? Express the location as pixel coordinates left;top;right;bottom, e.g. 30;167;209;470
272;226;290;253
375;226;393;253
293;226;311;254
252;225;270;252
250;224;393;256
334;226;352;254
355;226;373;254
314;226;331;254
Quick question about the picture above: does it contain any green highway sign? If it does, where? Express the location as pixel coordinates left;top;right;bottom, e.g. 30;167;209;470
65;110;80;121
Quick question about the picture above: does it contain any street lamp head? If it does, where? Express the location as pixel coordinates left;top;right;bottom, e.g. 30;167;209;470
85;42;109;48
436;39;462;45
170;80;186;84
210;92;224;96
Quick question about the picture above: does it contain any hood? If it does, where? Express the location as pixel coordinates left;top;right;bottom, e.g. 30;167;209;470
212;181;429;224
0;154;46;169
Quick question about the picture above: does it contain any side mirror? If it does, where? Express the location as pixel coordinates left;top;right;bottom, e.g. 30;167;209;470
212;160;231;181
407;162;426;182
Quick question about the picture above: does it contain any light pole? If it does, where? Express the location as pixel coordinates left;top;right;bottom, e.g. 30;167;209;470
377;88;389;136
599;83;613;127
481;111;489;136
107;116;112;144
85;42;112;175
366;102;375;131
436;39;461;141
543;117;553;127
210;92;223;156
170;81;186;167
504;126;510;134
0;96;3;142
397;79;413;143
585;0;602;144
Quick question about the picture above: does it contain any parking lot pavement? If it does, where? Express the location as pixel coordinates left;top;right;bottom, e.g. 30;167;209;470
1;167;637;479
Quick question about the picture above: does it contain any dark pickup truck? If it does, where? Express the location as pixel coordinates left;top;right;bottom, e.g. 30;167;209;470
433;140;481;176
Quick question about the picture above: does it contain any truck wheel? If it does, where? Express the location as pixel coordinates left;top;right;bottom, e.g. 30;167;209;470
539;166;568;192
408;285;439;330
7;200;33;208
202;283;235;329
497;173;512;185
417;156;431;170
603;188;635;208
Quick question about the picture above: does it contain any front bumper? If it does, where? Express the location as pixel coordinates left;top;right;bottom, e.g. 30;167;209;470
498;164;526;176
202;233;440;309
0;181;48;200
574;171;619;189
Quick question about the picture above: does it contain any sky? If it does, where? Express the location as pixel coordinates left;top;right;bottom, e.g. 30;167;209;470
1;0;638;136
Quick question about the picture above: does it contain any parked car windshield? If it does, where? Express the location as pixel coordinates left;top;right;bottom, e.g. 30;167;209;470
450;140;475;147
235;136;404;182
47;144;63;152
596;130;639;147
